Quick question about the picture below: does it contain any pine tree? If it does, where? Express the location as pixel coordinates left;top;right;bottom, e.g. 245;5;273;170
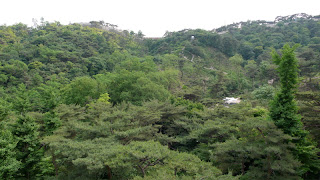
12;115;44;179
270;44;320;178
270;44;302;135
0;124;21;179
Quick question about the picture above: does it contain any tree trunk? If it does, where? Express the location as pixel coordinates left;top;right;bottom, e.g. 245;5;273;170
106;165;112;179
241;160;245;175
138;165;146;177
52;153;59;176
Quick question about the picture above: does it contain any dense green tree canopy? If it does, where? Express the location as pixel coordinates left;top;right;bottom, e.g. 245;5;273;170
1;14;320;179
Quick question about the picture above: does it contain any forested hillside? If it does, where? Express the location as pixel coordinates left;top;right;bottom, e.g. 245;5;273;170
1;14;320;179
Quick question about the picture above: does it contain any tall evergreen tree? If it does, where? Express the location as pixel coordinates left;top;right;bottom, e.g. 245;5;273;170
270;44;320;178
0;124;21;179
12;115;44;179
270;44;302;135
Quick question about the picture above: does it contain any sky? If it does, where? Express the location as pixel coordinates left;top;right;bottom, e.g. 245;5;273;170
1;0;320;37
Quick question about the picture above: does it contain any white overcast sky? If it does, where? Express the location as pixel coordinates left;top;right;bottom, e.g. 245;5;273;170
1;0;319;37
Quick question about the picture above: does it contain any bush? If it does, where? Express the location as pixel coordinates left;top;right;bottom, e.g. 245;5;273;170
252;85;275;100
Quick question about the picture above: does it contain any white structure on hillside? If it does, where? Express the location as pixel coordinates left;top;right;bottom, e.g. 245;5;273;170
268;79;274;85
223;97;241;105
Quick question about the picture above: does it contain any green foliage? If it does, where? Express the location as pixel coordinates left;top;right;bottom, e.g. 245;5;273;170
42;111;61;135
96;92;111;104
0;16;320;179
0;59;28;86
249;106;268;117
0;97;12;120
226;72;250;93
11;115;49;178
296;91;320;147
259;60;277;80
34;80;63;112
212;118;301;179
229;54;244;66
99;70;170;105
0;123;21;179
10;83;33;113
42;100;215;178
171;97;204;117
270;44;303;135
270;44;320;177
63;76;100;106
28;61;44;69
252;85;275;100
